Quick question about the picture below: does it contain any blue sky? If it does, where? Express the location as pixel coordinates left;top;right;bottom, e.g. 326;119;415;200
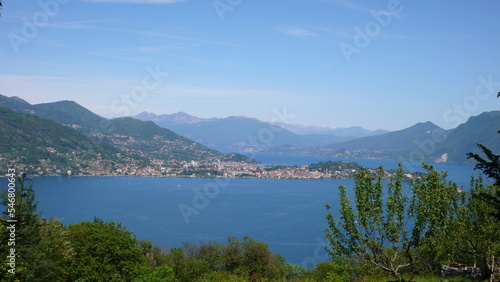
0;0;499;131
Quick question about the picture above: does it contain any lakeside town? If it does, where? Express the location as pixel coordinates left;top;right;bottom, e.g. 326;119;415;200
3;152;418;180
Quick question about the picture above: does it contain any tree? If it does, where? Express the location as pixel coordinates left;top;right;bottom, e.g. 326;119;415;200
134;266;176;282
27;218;74;281
0;173;43;280
452;175;500;280
165;236;289;281
67;218;146;281
165;247;210;282
324;164;459;282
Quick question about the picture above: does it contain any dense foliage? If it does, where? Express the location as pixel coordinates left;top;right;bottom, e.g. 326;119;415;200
325;163;500;281
467;134;500;220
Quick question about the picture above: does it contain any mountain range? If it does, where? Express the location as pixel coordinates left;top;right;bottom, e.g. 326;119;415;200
0;94;258;176
266;112;500;165
134;110;500;165
1;94;499;168
133;111;388;152
271;122;389;137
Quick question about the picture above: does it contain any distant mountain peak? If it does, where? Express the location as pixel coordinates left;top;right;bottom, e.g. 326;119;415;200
170;111;200;118
227;115;251;120
37;100;81;107
407;121;442;131
136;111;159;119
0;94;33;111
272;121;389;137
134;111;213;125
9;96;31;105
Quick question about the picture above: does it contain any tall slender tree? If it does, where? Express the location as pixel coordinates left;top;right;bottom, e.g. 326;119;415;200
324;164;459;282
1;173;42;280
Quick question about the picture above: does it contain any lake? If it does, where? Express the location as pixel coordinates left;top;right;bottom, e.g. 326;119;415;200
1;154;477;267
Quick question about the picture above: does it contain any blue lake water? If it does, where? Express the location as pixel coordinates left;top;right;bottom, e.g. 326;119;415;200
1;154;477;267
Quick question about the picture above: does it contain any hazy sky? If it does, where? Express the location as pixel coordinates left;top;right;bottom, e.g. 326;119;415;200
0;0;499;131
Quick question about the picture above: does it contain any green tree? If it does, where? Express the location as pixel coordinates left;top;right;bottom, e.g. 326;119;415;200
165;247;210;282
184;240;223;271
222;236;245;274
325;164;459;282
451;176;500;280
27;218;74;281
164;236;288;281
0;173;43;281
134;266;176;282
67;218;146;281
311;260;353;282
241;236;286;280
455;176;500;266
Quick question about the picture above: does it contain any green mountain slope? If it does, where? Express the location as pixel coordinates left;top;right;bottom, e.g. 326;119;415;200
105;117;221;161
0;107;141;175
433;111;500;164
0;94;224;162
310;111;500;165
32;101;105;134
0;95;33;113
331;121;446;151
314;121;448;159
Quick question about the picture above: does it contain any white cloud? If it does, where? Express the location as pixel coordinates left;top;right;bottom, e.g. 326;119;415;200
329;0;371;13
328;0;403;18
285;28;316;37
46;20;115;29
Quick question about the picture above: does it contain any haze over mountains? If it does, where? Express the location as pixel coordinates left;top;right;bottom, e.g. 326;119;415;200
134;111;388;152
266;113;500;165
134;109;500;165
1;94;499;167
272;122;389;137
